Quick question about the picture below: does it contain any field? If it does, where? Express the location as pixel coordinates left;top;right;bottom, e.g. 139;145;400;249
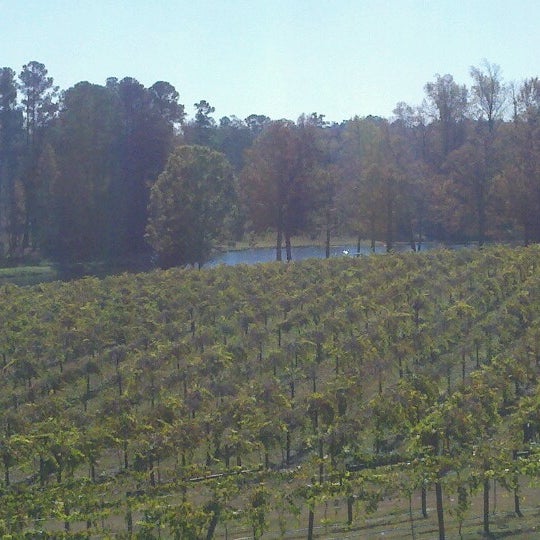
0;246;539;538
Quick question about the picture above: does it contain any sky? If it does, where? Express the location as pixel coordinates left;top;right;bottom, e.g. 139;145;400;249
1;0;539;123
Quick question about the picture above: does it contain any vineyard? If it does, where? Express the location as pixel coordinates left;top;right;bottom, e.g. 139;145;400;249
1;246;540;538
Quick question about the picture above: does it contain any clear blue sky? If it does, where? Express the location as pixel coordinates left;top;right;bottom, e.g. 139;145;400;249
1;0;539;123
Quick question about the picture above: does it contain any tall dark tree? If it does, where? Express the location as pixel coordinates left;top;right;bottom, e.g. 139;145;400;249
0;67;23;256
245;114;271;136
149;81;185;127
33;142;59;252
194;99;215;128
107;77;178;257
214;116;254;171
49;82;122;261
17;61;58;249
183;100;217;148
18;61;58;148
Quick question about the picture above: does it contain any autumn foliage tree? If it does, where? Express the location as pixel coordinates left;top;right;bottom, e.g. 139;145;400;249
240;120;317;261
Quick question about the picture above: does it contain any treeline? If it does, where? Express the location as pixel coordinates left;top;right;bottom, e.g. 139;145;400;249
1;60;539;266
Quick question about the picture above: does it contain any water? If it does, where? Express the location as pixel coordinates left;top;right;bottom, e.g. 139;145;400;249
207;242;451;267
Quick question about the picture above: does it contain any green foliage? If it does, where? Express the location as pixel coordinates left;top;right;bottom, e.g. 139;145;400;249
0;246;538;537
146;145;237;268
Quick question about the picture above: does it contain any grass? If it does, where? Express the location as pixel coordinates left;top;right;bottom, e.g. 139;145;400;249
220;232;365;251
0;263;58;286
40;479;540;539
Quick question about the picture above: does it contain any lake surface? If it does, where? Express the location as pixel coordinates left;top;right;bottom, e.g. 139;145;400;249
207;242;459;267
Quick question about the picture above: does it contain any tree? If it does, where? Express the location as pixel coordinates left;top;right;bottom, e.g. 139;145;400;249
0;67;23;256
391;105;433;248
17;61;58;248
424;74;468;161
444;135;494;245
469;60;507;134
33;142;59;251
18;61;58;149
49;82;122;261
241;120;316;261
341;118;415;252
146;145;236;268
107;76;178;257
495;78;540;243
299;114;343;257
215;115;254;172
149;80;185;127
337;117;375;250
443;61;507;245
245;113;271;136
183;100;217;147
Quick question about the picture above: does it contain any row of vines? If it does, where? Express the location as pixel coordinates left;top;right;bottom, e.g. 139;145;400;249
0;246;539;538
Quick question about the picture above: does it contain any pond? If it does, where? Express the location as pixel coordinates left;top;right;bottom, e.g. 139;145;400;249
207;242;462;267
6;242;470;286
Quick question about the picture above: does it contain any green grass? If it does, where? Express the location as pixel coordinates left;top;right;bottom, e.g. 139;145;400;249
0;263;58;286
221;232;365;250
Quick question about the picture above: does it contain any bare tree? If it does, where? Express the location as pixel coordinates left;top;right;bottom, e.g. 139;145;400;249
424;74;468;160
469;60;508;133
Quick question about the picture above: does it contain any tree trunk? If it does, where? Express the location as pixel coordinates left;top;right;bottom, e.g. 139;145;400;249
285;231;292;261
409;220;417;252
325;214;331;258
408;491;416;540
483;477;490;536
149;456;156;487
477;180;486;247
123;440;129;469
126;500;133;538
276;208;283;261
347;496;354;525
64;501;71;532
3;454;10;487
513;451;523;517
307;507;315;540
286;429;291;466
205;502;220;540
318;437;324;483
39;455;45;487
385;191;394;252
435;481;445;540
514;483;522;517
421;484;428;518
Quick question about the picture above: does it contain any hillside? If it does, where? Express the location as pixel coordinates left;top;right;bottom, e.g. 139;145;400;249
0;246;539;538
